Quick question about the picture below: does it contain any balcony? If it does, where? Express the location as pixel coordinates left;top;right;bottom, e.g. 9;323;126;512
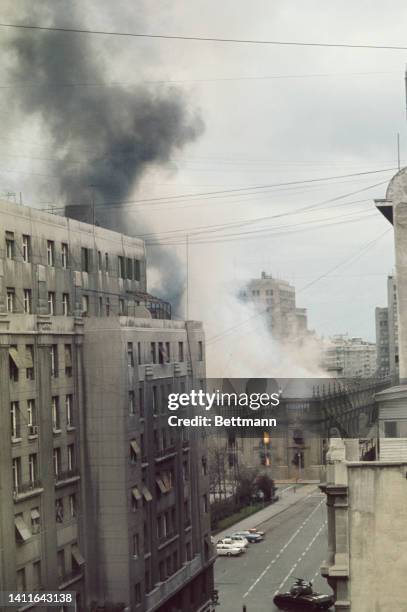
155;446;177;462
146;554;204;611
58;569;84;590
13;479;43;501
55;467;80;487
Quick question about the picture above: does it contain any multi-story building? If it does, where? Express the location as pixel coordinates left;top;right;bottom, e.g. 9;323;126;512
375;275;399;381
0;199;215;612
321;335;377;378
375;307;390;376
241;272;309;341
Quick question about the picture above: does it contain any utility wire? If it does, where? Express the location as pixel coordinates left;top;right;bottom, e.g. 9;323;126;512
41;167;397;212
0;70;398;88
205;228;391;345
1;22;407;52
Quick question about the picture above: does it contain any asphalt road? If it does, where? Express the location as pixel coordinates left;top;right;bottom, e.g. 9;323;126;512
214;489;333;612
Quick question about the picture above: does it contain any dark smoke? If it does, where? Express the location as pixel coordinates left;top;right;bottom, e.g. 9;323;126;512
6;3;204;314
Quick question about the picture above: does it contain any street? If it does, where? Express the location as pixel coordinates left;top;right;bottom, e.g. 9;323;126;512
214;487;332;612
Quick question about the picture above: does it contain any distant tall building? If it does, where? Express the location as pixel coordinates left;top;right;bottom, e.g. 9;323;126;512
375;275;399;381
0;200;215;612
376;307;390;376
321;335;377;378
241;272;309;341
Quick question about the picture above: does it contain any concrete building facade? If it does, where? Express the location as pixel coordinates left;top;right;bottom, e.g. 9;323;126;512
241;272;309;342
0;200;215;612
321;438;407;612
321;335;376;378
375;275;399;381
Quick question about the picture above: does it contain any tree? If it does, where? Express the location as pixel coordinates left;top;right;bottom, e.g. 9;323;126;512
235;466;259;504
256;473;276;502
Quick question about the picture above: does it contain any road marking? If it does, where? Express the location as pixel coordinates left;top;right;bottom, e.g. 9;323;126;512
242;500;324;599
273;521;327;596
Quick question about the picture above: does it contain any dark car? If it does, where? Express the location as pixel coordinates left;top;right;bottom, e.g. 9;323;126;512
274;579;334;611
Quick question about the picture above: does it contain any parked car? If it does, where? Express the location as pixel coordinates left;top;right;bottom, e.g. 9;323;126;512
216;541;243;556
224;534;249;549
247;527;265;537
273;579;334;610
233;530;263;543
217;537;247;551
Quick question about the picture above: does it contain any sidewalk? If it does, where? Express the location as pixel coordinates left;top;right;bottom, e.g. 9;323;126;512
215;484;320;540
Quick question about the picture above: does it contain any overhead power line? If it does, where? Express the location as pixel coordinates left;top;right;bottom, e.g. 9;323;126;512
1;22;407;52
206;228;391;345
41;167;397;212
0;70;397;89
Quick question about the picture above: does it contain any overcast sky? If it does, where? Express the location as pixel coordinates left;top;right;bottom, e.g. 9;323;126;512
1;1;406;356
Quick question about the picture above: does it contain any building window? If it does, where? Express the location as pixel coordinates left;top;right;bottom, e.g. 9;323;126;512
69;494;76;518
201;456;207;476
98;250;102;270
22;235;31;263
62;293;70;316
9;347;19;382
28;453;38;484
82;294;89;317
55;500;64;526
26;345;34;380
23;289;32;314
67;444;75;471
48;292;55;315
11;402;20;439
105;252;109;272
27;400;37;435
129;391;135;415
106;297;110;317
135;583;142;605
31;508;41;534
57;549;65;578
130;440;138;464
158;342;165;364
127;342;134;367
52;397;60;431
384;421;398;438
198;341;203;361
118;256;125;278
12;457;21;492
6;232;15;259
50;345;58;377
33;561;41;590
61;243;68;269
98;296;103;316
150;342;157;364
66;395;73;427
127;257;133;279
134;259;141;281
16;568;26;592
203;494;208;513
133;534;140;558
119;298;125;315
178;342;184;362
6;288;15;313
64;344;72;377
81;247;90;272
53;450;61;480
47;240;55;266
137;342;142;365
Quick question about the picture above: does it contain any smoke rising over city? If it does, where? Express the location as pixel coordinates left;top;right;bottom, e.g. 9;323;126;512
3;2;204;312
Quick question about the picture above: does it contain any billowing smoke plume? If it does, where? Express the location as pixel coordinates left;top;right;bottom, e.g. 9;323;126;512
5;3;203;313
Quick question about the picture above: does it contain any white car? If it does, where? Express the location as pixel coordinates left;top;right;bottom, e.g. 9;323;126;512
216;541;243;556
224;534;249;549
